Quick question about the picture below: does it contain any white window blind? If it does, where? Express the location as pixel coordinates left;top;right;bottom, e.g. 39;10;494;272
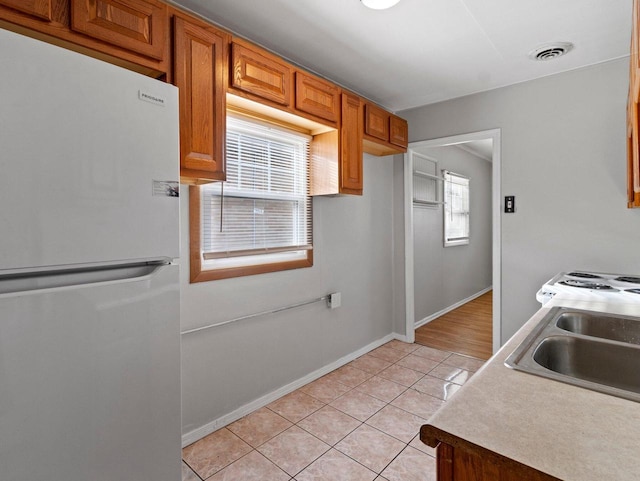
443;170;470;247
201;115;312;268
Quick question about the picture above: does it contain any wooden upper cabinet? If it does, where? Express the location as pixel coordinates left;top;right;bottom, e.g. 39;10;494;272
173;15;228;183
632;149;638;207
295;71;340;125
630;101;640;207
309;91;364;196
364;103;390;141
363;100;408;155
633;0;640;103
628;0;640;207
0;0;168;74
389;114;408;148
340;92;364;195
0;0;53;21
230;41;292;106
71;0;167;60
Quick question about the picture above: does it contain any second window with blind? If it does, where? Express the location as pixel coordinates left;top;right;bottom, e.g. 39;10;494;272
197;114;313;280
443;170;470;247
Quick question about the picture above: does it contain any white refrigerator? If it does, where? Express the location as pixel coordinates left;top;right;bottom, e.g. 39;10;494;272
0;29;181;480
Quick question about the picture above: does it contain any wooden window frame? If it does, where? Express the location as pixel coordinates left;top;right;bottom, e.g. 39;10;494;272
189;113;314;283
189;186;313;282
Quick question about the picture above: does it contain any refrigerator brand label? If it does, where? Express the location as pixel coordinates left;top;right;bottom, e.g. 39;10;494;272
153;180;179;198
138;90;165;106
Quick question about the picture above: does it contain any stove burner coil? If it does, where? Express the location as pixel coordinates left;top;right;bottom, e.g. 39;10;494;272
567;272;602;279
615;276;640;284
559;280;614;290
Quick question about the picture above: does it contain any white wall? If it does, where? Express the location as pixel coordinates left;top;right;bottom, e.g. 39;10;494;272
179;154;396;438
400;58;640;343
412;146;492;323
178;57;639;441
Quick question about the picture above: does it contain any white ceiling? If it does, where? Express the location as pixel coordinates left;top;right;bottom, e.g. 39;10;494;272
169;0;632;112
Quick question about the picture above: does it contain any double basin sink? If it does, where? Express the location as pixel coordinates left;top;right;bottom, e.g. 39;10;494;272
505;307;640;402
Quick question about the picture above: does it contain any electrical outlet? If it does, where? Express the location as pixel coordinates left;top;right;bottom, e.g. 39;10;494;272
327;292;341;309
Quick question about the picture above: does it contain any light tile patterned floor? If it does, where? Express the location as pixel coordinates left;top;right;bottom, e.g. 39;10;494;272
182;340;486;481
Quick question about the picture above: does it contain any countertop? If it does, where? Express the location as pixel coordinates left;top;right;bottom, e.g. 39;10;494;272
421;296;640;481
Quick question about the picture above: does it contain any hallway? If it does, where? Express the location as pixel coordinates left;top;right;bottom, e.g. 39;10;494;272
414;291;492;360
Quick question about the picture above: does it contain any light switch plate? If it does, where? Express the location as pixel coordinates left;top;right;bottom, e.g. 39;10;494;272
505;196;516;213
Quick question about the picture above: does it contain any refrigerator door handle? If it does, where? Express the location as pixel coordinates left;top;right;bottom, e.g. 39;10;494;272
0;260;171;296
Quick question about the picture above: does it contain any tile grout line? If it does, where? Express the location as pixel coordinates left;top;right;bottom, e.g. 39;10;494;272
183;342;486;480
290;348;447;476
182;459;204;481
375;441;420;479
255;366;419;478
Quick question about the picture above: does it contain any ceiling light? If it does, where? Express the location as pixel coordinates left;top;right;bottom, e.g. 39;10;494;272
528;42;574;61
361;0;401;10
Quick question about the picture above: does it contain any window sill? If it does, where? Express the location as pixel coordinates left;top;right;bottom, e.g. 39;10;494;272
190;253;313;282
444;240;470;247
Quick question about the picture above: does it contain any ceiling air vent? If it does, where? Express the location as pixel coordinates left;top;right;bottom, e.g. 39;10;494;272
528;42;574;61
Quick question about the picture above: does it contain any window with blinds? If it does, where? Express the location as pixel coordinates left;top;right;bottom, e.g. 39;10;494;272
443;170;470;247
200;114;312;271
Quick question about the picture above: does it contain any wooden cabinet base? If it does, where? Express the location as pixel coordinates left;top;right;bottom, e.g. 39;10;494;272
421;426;560;481
363;137;405;156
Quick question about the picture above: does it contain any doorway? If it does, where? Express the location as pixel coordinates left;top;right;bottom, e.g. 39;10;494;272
415;290;492;359
403;129;501;355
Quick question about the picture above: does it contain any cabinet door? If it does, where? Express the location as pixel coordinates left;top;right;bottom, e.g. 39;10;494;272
629;0;640;207
71;0;166;60
628;134;635;207
631;101;640;207
364;103;389;141
295;71;340;124
633;0;640;103
436;441;561;481
174;16;227;182
340;92;363;195
0;0;52;20
390;114;408;148
231;42;291;106
363;102;408;155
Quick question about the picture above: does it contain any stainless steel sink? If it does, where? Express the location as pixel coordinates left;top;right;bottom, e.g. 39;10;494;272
505;307;640;402
533;336;640;393
555;311;640;345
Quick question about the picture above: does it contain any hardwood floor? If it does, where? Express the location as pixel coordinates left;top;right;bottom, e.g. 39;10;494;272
415;291;493;360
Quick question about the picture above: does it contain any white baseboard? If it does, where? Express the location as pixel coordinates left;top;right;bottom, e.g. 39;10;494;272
181;332;396;447
414;286;492;329
392;332;413;343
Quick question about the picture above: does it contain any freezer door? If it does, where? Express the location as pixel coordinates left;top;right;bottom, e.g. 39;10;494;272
0;29;180;271
0;264;181;481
